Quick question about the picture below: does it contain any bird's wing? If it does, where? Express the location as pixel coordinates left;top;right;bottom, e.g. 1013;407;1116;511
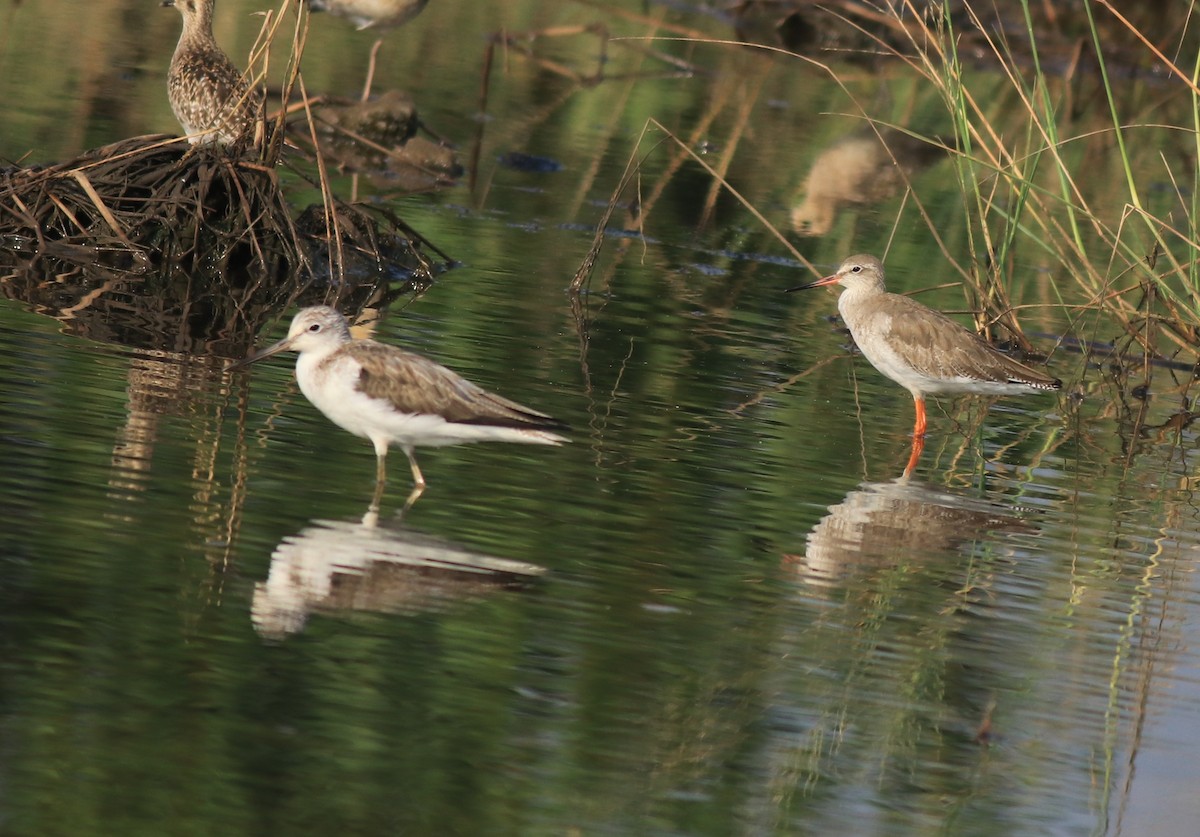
877;295;1059;387
346;342;567;429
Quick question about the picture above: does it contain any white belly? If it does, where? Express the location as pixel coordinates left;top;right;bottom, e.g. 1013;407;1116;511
296;352;561;452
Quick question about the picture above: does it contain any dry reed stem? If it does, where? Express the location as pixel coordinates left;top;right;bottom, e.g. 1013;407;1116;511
649;118;808;265
570;120;655;294
570;111;812;296
296;73;345;281
1093;0;1200;95
696;64;769;229
70;171;134;249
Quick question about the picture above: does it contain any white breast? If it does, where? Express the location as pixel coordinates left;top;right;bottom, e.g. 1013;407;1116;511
295;351;561;452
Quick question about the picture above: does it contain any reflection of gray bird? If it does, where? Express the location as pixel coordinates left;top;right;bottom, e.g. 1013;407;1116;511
164;0;263;145
795;476;1037;587
231;307;569;512
791;130;940;237
307;0;430;30
253;515;546;638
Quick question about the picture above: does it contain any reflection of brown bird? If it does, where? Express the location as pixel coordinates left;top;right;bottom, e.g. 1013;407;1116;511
791;131;939;237
231;307;569;513
788;254;1060;440
307;0;430;30
164;0;263;145
729;1;819;52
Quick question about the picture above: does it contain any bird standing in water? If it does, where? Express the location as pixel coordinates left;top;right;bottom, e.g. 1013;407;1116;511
164;0;263;146
788;254;1059;469
307;0;430;30
306;0;431;100
231;307;569;514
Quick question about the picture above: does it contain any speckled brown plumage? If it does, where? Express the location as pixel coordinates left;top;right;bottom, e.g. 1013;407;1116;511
164;0;263;146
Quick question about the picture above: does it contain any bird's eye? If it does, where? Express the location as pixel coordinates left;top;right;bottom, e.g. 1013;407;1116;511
851;265;862;273
308;323;321;333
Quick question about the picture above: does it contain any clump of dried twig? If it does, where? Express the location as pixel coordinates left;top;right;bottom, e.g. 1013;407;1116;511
0;133;445;286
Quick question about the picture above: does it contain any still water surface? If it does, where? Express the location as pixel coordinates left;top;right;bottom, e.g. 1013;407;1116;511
3;1;1200;835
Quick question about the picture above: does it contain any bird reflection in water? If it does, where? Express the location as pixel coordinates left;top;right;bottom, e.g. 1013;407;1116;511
790;129;942;237
789;474;1038;588
252;509;546;638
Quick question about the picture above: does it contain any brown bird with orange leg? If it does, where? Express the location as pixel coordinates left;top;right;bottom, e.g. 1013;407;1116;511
788;254;1060;471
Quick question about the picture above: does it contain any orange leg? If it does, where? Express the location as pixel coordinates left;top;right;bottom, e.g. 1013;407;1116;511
903;433;926;478
912;395;928;438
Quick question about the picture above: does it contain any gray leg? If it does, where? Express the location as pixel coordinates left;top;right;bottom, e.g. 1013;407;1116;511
369;449;388;514
400;447;425;514
404;446;426;488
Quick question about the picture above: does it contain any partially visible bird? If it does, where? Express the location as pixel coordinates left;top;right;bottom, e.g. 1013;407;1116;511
305;0;432;101
230;307;569;513
787;254;1060;439
164;0;263;146
307;0;430;31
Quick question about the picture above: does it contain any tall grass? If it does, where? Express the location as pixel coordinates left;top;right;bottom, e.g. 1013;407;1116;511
865;0;1200;367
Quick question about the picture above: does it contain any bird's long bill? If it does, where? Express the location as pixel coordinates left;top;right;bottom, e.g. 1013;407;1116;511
785;273;841;293
226;336;295;370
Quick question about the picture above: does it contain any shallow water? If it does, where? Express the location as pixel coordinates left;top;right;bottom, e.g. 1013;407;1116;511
4;2;1200;835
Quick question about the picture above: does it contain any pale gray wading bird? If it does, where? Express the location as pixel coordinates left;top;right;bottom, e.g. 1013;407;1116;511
164;0;264;146
305;0;432;100
787;254;1060;458
230;307;570;513
307;0;431;30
